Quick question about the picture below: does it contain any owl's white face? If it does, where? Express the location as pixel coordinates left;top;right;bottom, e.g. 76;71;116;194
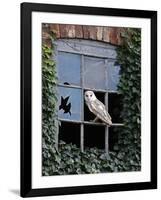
84;91;96;102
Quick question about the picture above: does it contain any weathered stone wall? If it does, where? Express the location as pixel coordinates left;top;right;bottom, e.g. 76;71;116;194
42;24;123;47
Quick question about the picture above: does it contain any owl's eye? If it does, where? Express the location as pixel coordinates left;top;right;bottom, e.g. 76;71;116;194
86;94;88;97
90;95;92;97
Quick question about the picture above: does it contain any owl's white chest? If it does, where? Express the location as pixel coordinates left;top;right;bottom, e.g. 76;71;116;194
86;100;97;113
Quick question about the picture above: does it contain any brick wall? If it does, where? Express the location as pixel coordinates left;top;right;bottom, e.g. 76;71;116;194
42;24;123;47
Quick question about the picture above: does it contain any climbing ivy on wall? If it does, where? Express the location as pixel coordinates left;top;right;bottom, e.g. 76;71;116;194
42;28;141;176
42;44;59;175
116;28;141;171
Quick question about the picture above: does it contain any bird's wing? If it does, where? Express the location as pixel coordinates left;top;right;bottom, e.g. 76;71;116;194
90;99;112;125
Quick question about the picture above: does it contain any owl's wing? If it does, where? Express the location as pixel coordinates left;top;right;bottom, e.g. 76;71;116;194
90;99;112;125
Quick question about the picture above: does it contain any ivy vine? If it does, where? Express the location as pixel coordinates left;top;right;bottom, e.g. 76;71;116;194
116;28;141;171
42;44;59;175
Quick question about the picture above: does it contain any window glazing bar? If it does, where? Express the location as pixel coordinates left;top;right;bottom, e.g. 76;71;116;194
105;92;109;154
80;55;84;152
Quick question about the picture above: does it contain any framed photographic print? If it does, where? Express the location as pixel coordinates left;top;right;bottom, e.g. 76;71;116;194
21;2;157;197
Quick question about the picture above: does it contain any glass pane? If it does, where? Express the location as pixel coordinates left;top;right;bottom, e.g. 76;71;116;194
57;52;81;86
58;86;81;121
84;56;106;90
107;60;120;91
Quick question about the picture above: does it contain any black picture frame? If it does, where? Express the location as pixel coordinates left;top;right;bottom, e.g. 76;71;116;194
21;2;157;197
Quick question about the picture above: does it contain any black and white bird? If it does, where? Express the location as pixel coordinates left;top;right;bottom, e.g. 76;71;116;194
84;91;112;126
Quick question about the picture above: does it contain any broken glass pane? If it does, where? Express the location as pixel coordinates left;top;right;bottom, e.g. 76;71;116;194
58;86;82;121
108;93;123;123
84;56;106;90
107;60;120;91
84;124;105;149
59;122;80;147
57;52;81;86
109;126;124;151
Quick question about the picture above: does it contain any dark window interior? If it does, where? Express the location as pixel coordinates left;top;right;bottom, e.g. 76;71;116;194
84;125;105;149
108;93;123;123
109;126;122;151
59;122;80;147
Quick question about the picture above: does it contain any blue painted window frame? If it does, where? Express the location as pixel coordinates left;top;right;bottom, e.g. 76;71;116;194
54;39;123;152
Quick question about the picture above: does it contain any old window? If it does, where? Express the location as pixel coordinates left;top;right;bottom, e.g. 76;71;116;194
54;39;123;153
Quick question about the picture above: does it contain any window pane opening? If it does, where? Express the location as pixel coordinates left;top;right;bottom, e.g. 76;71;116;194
84;125;105;149
59;122;80;147
109;127;123;151
108;93;123;123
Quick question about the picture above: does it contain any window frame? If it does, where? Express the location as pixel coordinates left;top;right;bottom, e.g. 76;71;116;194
54;39;123;153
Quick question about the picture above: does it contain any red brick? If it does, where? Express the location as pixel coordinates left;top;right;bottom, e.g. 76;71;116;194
49;24;60;38
75;25;83;38
96;27;103;41
82;26;90;39
89;26;97;40
117;28;124;45
42;31;50;40
109;27;119;45
103;27;110;42
59;24;76;38
43;24;123;46
68;25;75;38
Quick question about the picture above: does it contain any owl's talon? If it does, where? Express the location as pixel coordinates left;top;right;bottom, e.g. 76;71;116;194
89;119;97;122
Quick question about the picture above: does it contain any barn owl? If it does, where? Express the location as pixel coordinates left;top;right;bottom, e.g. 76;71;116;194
84;91;112;126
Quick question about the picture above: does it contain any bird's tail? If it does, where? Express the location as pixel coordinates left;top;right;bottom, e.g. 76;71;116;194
105;119;112;126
